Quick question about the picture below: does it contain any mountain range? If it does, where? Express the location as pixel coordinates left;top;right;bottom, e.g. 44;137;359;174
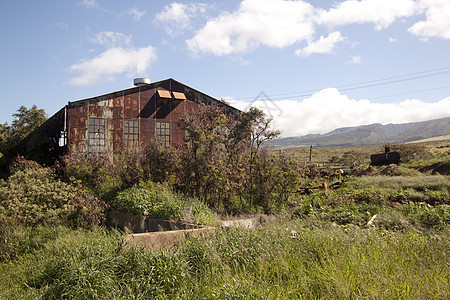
269;117;450;149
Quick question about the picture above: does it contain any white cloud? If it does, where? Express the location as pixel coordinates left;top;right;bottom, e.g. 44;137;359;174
186;0;316;56
155;2;208;36
183;0;450;57
91;31;132;47
80;0;98;9
295;31;345;56
389;37;398;43
347;55;361;64
128;6;147;21
68;46;157;86
229;88;450;137
408;0;450;39
318;0;418;30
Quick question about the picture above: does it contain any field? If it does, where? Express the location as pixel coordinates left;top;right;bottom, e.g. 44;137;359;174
1;140;449;299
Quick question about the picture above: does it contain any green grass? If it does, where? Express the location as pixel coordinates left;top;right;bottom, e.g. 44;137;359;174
2;144;450;299
346;175;450;192
285;144;379;165
1;219;449;299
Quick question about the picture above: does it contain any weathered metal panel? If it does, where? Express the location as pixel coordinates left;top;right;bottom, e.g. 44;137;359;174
124;92;138;119
139;89;157;147
68;105;87;155
170;99;187;145
112;94;124;153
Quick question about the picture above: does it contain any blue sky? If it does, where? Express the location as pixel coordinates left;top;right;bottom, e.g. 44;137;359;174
1;0;450;137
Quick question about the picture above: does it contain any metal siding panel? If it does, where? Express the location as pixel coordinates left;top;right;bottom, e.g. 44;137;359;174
68;105;88;155
139;89;156;149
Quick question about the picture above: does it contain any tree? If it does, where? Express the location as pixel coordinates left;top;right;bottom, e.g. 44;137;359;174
244;107;281;209
0;105;47;177
10;105;47;144
179;105;232;206
178;105;283;212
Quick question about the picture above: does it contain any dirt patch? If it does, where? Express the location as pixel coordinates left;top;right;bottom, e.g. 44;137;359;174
418;162;450;175
379;164;398;175
351;166;378;176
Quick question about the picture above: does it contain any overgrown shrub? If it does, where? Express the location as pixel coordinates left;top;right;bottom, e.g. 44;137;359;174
0;158;108;227
56;154;110;190
402;203;450;229
111;183;183;220
109;182;218;225
388;143;432;163
291;181;449;230
142;141;179;184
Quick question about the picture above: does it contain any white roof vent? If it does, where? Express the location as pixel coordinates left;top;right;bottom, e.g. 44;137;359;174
134;78;151;87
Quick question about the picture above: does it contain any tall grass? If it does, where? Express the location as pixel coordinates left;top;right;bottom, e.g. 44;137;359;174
346;175;450;192
1;219;448;299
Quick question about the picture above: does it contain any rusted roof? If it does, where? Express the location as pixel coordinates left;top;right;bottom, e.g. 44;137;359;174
67;78;240;112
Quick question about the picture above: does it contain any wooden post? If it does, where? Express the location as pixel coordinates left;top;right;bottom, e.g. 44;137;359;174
309;145;313;163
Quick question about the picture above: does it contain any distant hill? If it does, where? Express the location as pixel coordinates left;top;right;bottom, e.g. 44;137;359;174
269;117;450;149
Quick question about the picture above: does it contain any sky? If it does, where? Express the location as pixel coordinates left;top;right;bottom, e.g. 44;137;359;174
1;0;450;137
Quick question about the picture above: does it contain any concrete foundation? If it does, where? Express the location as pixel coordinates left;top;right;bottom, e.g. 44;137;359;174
106;211;267;251
106;210;202;233
106;210;216;250
123;227;216;250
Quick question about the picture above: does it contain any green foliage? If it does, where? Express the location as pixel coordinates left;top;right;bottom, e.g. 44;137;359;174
401;203;450;229
111;183;183;220
110;182;218;226
327;150;369;166
291;171;450;230
178;105;286;212
57;154;110;190
0;223;70;262
142;140;179;184
389;165;423;176
405;151;450;175
1;220;449;299
0;105;47;176
345;175;450;193
0;158;108;227
387;143;432;163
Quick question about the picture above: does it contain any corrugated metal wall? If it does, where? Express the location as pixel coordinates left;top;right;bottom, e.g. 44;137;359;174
66;84;203;156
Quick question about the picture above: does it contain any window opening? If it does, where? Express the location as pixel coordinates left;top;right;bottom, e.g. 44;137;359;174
156;121;171;147
88;118;106;153
124;120;139;150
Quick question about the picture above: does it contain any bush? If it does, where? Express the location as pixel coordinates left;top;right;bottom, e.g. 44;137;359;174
402;203;450;229
111;183;183;220
0;158;108;228
56;154;110;190
110;182;218;226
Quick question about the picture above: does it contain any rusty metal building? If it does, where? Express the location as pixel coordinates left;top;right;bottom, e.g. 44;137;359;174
29;78;238;163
